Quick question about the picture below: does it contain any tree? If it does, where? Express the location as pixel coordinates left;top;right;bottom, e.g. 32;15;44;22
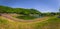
0;5;12;13
0;5;41;16
29;9;41;14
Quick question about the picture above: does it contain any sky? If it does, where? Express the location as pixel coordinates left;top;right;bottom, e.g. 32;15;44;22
0;0;60;12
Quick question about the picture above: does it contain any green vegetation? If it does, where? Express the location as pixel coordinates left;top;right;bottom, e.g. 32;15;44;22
32;16;60;29
0;5;58;16
0;5;60;29
0;5;59;20
0;5;41;15
0;5;42;20
0;18;8;25
0;16;60;29
16;16;37;20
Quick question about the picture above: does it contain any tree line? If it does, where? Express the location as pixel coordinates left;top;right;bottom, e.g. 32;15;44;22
0;5;59;16
0;6;41;15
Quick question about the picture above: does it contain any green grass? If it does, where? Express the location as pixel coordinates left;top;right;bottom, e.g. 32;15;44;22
0;16;60;29
16;16;37;20
0;18;8;25
33;17;60;29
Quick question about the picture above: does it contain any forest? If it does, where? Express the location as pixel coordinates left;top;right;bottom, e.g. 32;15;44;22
0;6;41;15
0;5;59;16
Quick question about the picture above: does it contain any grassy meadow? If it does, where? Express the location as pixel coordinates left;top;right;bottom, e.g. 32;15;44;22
0;16;60;29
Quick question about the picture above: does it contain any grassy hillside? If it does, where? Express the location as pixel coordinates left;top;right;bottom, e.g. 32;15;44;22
0;16;60;29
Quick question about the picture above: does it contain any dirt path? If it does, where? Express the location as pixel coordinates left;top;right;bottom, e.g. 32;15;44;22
1;14;49;23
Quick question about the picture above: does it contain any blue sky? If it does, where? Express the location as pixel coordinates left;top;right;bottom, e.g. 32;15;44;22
0;0;60;12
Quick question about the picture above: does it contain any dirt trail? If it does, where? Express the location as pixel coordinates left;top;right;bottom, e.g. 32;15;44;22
1;14;49;23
